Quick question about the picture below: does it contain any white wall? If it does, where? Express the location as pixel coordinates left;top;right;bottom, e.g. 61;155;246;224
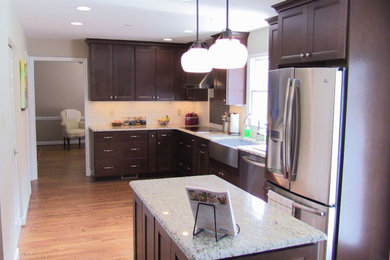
229;27;269;136
0;0;31;259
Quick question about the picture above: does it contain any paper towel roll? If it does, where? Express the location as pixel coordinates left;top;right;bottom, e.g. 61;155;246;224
229;113;240;135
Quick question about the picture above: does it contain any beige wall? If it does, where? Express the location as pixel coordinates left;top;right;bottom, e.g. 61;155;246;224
28;38;88;58
0;0;31;258
34;61;84;142
229;27;269;136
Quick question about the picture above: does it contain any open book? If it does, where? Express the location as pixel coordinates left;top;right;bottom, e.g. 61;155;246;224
186;184;238;237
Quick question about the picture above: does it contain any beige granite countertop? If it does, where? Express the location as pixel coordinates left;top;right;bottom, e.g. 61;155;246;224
130;175;326;260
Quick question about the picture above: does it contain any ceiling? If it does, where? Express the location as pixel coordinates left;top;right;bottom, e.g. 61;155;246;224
13;0;283;43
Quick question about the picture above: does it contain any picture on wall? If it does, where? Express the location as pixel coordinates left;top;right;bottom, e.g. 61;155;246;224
20;59;28;110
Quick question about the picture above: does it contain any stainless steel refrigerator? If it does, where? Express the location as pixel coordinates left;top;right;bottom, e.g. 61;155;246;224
265;67;346;260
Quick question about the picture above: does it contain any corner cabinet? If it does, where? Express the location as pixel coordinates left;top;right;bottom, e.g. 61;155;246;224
212;32;249;105
274;0;348;65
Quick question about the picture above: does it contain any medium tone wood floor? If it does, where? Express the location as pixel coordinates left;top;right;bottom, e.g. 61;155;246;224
19;145;134;259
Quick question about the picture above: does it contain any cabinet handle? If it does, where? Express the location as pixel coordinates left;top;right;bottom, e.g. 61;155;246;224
103;149;112;152
103;136;113;139
158;142;161;145
218;171;225;176
104;166;113;170
186;167;192;171
152;96;156;99
223;99;226;103
178;141;184;145
200;150;205;154
192;139;195;142
178;162;184;166
130;135;139;138
300;53;305;58
305;53;311;57
161;134;168;137
130;148;140;151
200;143;207;147
114;96;118;99
130;164;139;168
157;96;160;99
186;144;191;148
151;134;155;137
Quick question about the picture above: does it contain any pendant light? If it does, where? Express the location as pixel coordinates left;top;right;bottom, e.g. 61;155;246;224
181;0;212;73
208;0;248;69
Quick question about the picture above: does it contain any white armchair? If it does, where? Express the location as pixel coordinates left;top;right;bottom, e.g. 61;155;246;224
60;109;85;150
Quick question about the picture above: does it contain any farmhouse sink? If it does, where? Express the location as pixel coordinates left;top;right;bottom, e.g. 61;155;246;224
209;137;259;168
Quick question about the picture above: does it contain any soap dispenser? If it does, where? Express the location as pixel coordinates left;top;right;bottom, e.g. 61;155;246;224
243;113;252;138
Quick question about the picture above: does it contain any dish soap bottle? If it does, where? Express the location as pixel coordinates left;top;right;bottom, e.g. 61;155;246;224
244;114;251;138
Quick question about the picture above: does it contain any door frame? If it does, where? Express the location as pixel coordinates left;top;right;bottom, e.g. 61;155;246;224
28;56;90;180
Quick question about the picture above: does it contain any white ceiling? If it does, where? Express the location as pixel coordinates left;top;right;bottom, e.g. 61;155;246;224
13;0;282;43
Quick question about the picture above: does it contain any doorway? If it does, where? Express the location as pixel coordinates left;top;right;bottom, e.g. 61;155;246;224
28;57;88;180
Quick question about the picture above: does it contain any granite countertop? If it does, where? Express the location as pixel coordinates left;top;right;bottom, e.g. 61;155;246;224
130;175;326;260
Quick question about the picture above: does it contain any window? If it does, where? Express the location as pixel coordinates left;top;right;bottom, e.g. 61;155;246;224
247;54;269;129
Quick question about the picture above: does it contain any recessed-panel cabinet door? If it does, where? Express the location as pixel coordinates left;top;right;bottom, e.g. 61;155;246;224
156;47;175;101
113;44;135;100
307;0;348;61
89;43;113;100
135;46;156;101
154;221;171;260
278;4;309;64
143;205;155;260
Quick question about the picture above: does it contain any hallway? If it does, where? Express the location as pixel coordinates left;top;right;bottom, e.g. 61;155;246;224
18;145;134;259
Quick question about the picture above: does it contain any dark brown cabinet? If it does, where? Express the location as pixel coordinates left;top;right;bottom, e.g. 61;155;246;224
113;45;135;100
88;42;135;101
148;131;157;173
195;138;209;175
275;0;348;65
211;32;249;105
135;46;176;101
156;130;175;173
209;159;239;186
154;220;171;260
266;16;279;70
135;46;156;101
88;43;113;101
91;131;148;177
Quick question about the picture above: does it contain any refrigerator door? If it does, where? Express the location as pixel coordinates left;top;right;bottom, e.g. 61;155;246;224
290;68;344;206
267;182;336;260
266;68;294;189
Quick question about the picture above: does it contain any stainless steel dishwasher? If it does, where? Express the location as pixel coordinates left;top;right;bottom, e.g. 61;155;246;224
239;151;267;201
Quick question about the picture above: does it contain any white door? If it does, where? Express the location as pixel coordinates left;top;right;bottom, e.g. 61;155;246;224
8;45;22;224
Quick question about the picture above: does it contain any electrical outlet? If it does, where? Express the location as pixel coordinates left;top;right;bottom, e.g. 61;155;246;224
177;109;182;116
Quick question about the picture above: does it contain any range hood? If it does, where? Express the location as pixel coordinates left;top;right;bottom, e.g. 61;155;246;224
186;72;214;89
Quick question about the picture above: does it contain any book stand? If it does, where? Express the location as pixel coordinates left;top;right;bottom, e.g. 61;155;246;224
192;202;227;242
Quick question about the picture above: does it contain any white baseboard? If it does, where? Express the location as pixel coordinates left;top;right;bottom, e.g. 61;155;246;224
37;140;85;146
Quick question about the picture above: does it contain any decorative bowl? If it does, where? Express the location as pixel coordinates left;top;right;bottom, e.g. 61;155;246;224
111;121;123;127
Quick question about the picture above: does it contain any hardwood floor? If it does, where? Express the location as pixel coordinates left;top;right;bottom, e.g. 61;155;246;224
19;145;134;259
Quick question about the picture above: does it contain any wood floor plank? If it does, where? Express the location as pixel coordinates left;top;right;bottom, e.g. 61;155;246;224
18;145;134;259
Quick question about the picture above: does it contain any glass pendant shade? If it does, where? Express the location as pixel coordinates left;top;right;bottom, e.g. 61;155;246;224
209;38;248;69
181;47;212;73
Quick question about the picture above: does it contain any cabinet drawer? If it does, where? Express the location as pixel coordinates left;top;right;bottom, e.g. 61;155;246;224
121;141;148;157
122;131;148;141
198;138;209;151
94;159;122;177
157;130;172;140
122;158;148;175
94;132;120;143
94;142;122;159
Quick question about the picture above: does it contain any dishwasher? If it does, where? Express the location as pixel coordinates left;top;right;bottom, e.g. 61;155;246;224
239;151;267;201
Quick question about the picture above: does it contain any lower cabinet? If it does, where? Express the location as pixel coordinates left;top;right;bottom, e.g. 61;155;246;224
156;130;176;173
209;159;239;186
134;194;187;260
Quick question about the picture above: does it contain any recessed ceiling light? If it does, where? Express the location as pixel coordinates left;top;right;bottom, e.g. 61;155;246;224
76;6;91;11
163;38;173;42
184;30;193;33
70;21;83;26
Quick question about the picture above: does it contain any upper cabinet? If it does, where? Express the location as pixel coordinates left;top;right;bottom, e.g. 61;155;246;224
272;0;348;65
212;32;249;106
266;16;279;70
87;39;189;102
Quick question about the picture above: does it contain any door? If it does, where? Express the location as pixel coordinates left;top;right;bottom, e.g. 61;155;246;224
289;68;343;206
155;47;175;101
266;68;294;190
135;46;156;101
89;43;113;100
113;44;135;100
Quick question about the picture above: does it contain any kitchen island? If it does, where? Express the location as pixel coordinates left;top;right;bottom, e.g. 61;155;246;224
130;175;326;260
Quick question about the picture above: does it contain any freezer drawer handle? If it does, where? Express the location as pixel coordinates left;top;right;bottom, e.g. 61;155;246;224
292;202;326;217
242;156;265;168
